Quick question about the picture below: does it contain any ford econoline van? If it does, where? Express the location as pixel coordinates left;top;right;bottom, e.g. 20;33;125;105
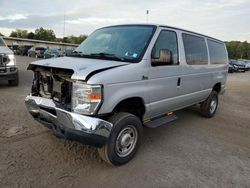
25;24;228;165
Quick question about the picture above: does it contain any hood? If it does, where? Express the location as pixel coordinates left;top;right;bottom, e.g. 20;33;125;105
0;46;13;55
28;56;129;80
235;61;245;66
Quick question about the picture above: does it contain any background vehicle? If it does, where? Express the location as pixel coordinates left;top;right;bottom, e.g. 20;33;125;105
65;48;75;56
243;60;250;71
228;63;234;73
0;37;19;86
229;60;246;72
9;45;19;54
16;45;33;56
28;47;46;58
44;48;62;59
25;24;228;165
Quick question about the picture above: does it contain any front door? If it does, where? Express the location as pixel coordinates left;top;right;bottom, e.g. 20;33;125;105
148;29;182;118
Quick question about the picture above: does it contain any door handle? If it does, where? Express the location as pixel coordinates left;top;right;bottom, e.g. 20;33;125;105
142;75;148;80
177;77;181;86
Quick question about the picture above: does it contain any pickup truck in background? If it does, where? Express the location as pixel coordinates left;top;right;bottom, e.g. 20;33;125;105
0;37;18;86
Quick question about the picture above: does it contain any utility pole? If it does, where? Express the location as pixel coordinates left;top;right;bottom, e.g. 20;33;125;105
146;10;149;23
63;13;65;39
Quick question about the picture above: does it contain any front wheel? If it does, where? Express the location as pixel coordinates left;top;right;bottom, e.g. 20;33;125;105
200;91;218;118
8;77;19;86
98;112;143;165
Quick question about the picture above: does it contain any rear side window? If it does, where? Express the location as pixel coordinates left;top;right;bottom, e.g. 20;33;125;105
207;40;227;64
182;33;208;65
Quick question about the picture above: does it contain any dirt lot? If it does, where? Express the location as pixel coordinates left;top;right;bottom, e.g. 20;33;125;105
0;55;249;188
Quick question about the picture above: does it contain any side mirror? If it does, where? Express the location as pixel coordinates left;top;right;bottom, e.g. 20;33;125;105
152;49;173;66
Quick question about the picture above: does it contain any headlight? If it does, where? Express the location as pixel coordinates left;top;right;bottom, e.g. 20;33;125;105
72;82;102;115
7;54;16;66
233;65;238;68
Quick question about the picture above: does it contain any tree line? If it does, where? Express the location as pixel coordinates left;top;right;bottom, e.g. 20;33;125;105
225;41;250;60
8;28;87;44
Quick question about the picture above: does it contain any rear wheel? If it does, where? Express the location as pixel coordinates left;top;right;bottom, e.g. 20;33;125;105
98;112;143;165
200;91;218;118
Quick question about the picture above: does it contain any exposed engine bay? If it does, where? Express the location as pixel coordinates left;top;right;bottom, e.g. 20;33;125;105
31;66;74;111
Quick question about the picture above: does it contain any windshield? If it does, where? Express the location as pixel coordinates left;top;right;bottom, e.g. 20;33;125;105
36;47;45;50
74;25;156;63
0;38;6;47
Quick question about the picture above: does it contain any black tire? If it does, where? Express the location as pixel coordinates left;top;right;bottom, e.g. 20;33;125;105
8;78;19;86
200;91;218;118
8;73;19;86
98;112;143;166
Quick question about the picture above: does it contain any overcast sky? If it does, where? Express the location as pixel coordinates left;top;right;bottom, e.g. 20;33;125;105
0;0;249;41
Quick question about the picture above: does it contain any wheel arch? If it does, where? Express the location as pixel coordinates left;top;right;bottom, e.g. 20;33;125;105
212;82;221;93
112;97;146;120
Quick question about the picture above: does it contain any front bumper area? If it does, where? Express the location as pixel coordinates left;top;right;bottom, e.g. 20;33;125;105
0;66;18;80
25;95;113;147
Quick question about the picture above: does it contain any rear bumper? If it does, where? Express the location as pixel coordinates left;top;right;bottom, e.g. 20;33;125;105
25;95;113;147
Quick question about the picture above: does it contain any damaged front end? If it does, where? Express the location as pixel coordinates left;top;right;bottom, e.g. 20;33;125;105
31;66;73;111
25;66;112;147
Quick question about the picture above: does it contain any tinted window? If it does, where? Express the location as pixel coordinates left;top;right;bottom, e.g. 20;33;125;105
152;30;178;65
208;40;227;64
35;47;45;50
182;34;208;65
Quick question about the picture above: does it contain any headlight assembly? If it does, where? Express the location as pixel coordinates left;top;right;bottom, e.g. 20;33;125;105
72;82;102;115
7;54;16;66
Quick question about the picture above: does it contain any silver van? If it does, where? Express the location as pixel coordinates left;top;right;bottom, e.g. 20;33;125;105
0;37;18;86
25;24;228;165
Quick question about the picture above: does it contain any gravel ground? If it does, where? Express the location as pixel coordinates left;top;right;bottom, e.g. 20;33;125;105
0;56;249;188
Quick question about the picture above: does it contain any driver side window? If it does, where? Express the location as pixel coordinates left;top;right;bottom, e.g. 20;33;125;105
152;30;179;65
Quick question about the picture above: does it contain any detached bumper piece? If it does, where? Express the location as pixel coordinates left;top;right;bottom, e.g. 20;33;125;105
25;95;113;148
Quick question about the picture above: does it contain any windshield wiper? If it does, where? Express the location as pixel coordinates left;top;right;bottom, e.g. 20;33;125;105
89;52;127;61
69;51;133;62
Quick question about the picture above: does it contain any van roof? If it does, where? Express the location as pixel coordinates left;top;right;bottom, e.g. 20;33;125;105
159;24;224;43
102;24;224;43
